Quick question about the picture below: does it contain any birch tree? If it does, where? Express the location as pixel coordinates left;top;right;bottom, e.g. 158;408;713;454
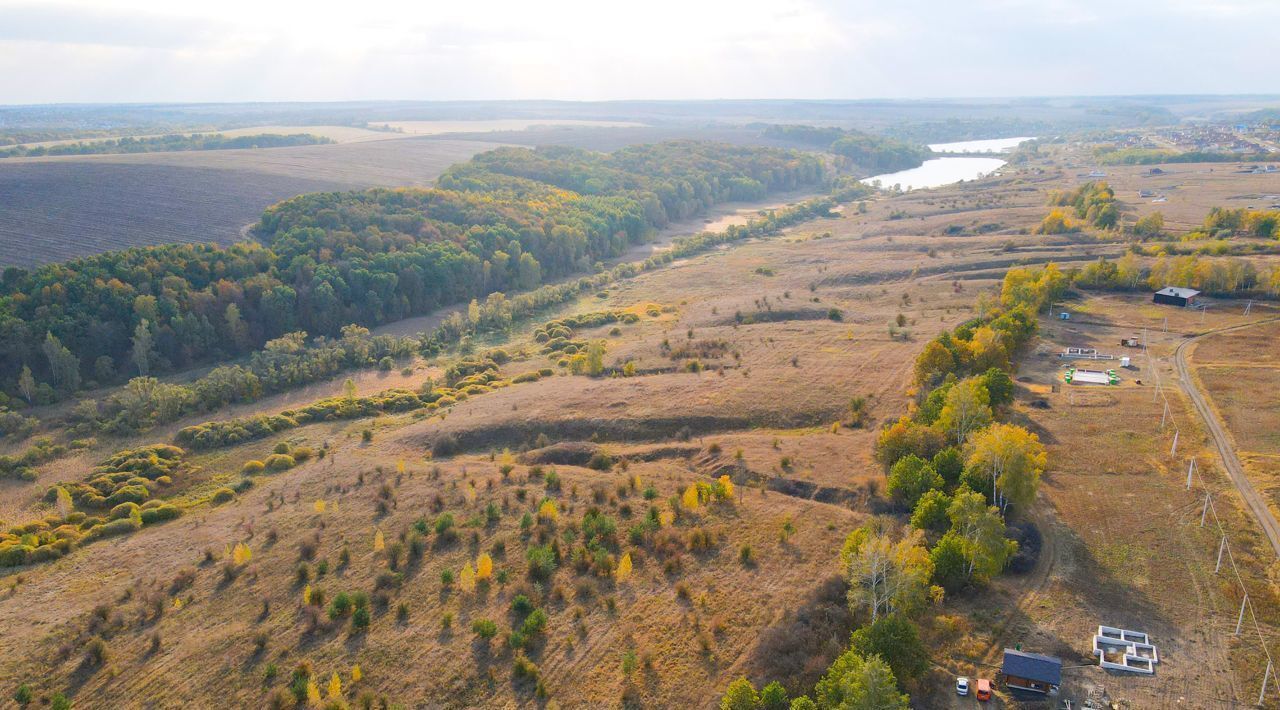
965;423;1046;512
936;378;992;445
845;528;934;622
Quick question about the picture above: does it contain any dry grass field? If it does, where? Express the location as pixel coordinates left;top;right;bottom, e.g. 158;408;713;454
5;150;1280;708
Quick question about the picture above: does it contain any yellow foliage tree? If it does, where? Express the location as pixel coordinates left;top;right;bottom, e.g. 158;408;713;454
476;553;493;580
659;510;675;527
313;499;326;513
232;542;252;565
397;459;406;475
538;499;559;523
173;597;183;610
351;664;362;683
615;552;632;583
306;679;321;705
302;584;311;605
718;475;734;500
459;563;476;592
55;486;73;518
465;482;477;505
327;672;342;699
373;529;385;552
682;484;700;511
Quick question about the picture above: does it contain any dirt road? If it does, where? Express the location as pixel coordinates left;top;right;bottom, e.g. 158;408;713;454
1173;316;1280;557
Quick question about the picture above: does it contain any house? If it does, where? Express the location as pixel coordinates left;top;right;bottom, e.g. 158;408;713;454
1000;649;1062;694
1153;286;1201;307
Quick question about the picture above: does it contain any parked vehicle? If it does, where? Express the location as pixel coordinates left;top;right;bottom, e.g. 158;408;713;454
977;678;992;701
956;677;970;696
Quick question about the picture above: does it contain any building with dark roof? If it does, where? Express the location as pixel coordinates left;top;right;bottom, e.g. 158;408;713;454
1000;649;1062;694
1153;286;1201;307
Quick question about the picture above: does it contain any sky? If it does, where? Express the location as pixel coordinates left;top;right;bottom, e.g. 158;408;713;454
2;0;1279;104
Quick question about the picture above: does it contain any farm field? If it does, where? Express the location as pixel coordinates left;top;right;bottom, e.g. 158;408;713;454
1061;161;1280;232
4;142;1280;709
0;138;503;267
380;119;648;135
1190;319;1280;539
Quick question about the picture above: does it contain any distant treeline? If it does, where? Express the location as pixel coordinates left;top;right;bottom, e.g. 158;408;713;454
0;141;826;399
1095;146;1280;165
0;133;333;159
762;124;929;173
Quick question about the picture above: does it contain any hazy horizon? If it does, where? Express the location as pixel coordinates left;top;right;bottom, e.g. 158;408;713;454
3;0;1279;104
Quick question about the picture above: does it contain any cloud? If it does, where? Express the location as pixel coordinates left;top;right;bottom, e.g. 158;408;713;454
0;0;1275;103
0;2;224;49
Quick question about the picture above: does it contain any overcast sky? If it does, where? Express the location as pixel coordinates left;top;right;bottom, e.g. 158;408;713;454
2;0;1278;104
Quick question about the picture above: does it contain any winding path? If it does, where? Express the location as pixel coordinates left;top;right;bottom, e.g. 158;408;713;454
1172;316;1280;557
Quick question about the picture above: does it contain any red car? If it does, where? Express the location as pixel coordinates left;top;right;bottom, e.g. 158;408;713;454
976;678;992;701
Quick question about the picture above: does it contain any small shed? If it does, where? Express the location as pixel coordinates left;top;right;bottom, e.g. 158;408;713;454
1000;649;1062;694
1153;286;1200;307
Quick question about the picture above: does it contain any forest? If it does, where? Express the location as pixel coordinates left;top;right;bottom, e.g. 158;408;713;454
0;141;826;400
0;133;332;159
762;125;930;173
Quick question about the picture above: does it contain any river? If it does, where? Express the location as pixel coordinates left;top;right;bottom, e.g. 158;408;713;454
863;136;1034;191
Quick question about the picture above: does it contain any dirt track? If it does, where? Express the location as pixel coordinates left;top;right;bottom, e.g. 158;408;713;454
1175;316;1280;558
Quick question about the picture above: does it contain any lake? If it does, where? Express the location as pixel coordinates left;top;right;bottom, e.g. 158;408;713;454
862;136;1033;190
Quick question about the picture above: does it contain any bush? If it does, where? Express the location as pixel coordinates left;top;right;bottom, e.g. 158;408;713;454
0;544;33;567
140;505;181;525
526;544;557;580
241;460;266;474
273;441;291;455
109;501;141;520
361;429;373;443
210;488;236;504
88;516;141;539
351;606;370;630
291;446;314;463
472;618;498;639
265;454;296;471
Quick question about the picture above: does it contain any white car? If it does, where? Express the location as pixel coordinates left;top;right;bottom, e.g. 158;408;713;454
957;676;970;696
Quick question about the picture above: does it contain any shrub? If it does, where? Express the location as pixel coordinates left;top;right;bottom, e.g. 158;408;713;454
241;460;266;474
351;606;370;630
472;618;498;639
140;505;181;525
84;635;109;666
527;542;559;579
273;441;292;455
265;454;296;471
211;488;236;504
88;516;141;539
329;592;353;619
109;501;141;520
361;429;373;443
291;446;314;463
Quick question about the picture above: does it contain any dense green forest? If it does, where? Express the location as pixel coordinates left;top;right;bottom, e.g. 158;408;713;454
762;125;929;173
0;133;332;159
0;141;826;400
